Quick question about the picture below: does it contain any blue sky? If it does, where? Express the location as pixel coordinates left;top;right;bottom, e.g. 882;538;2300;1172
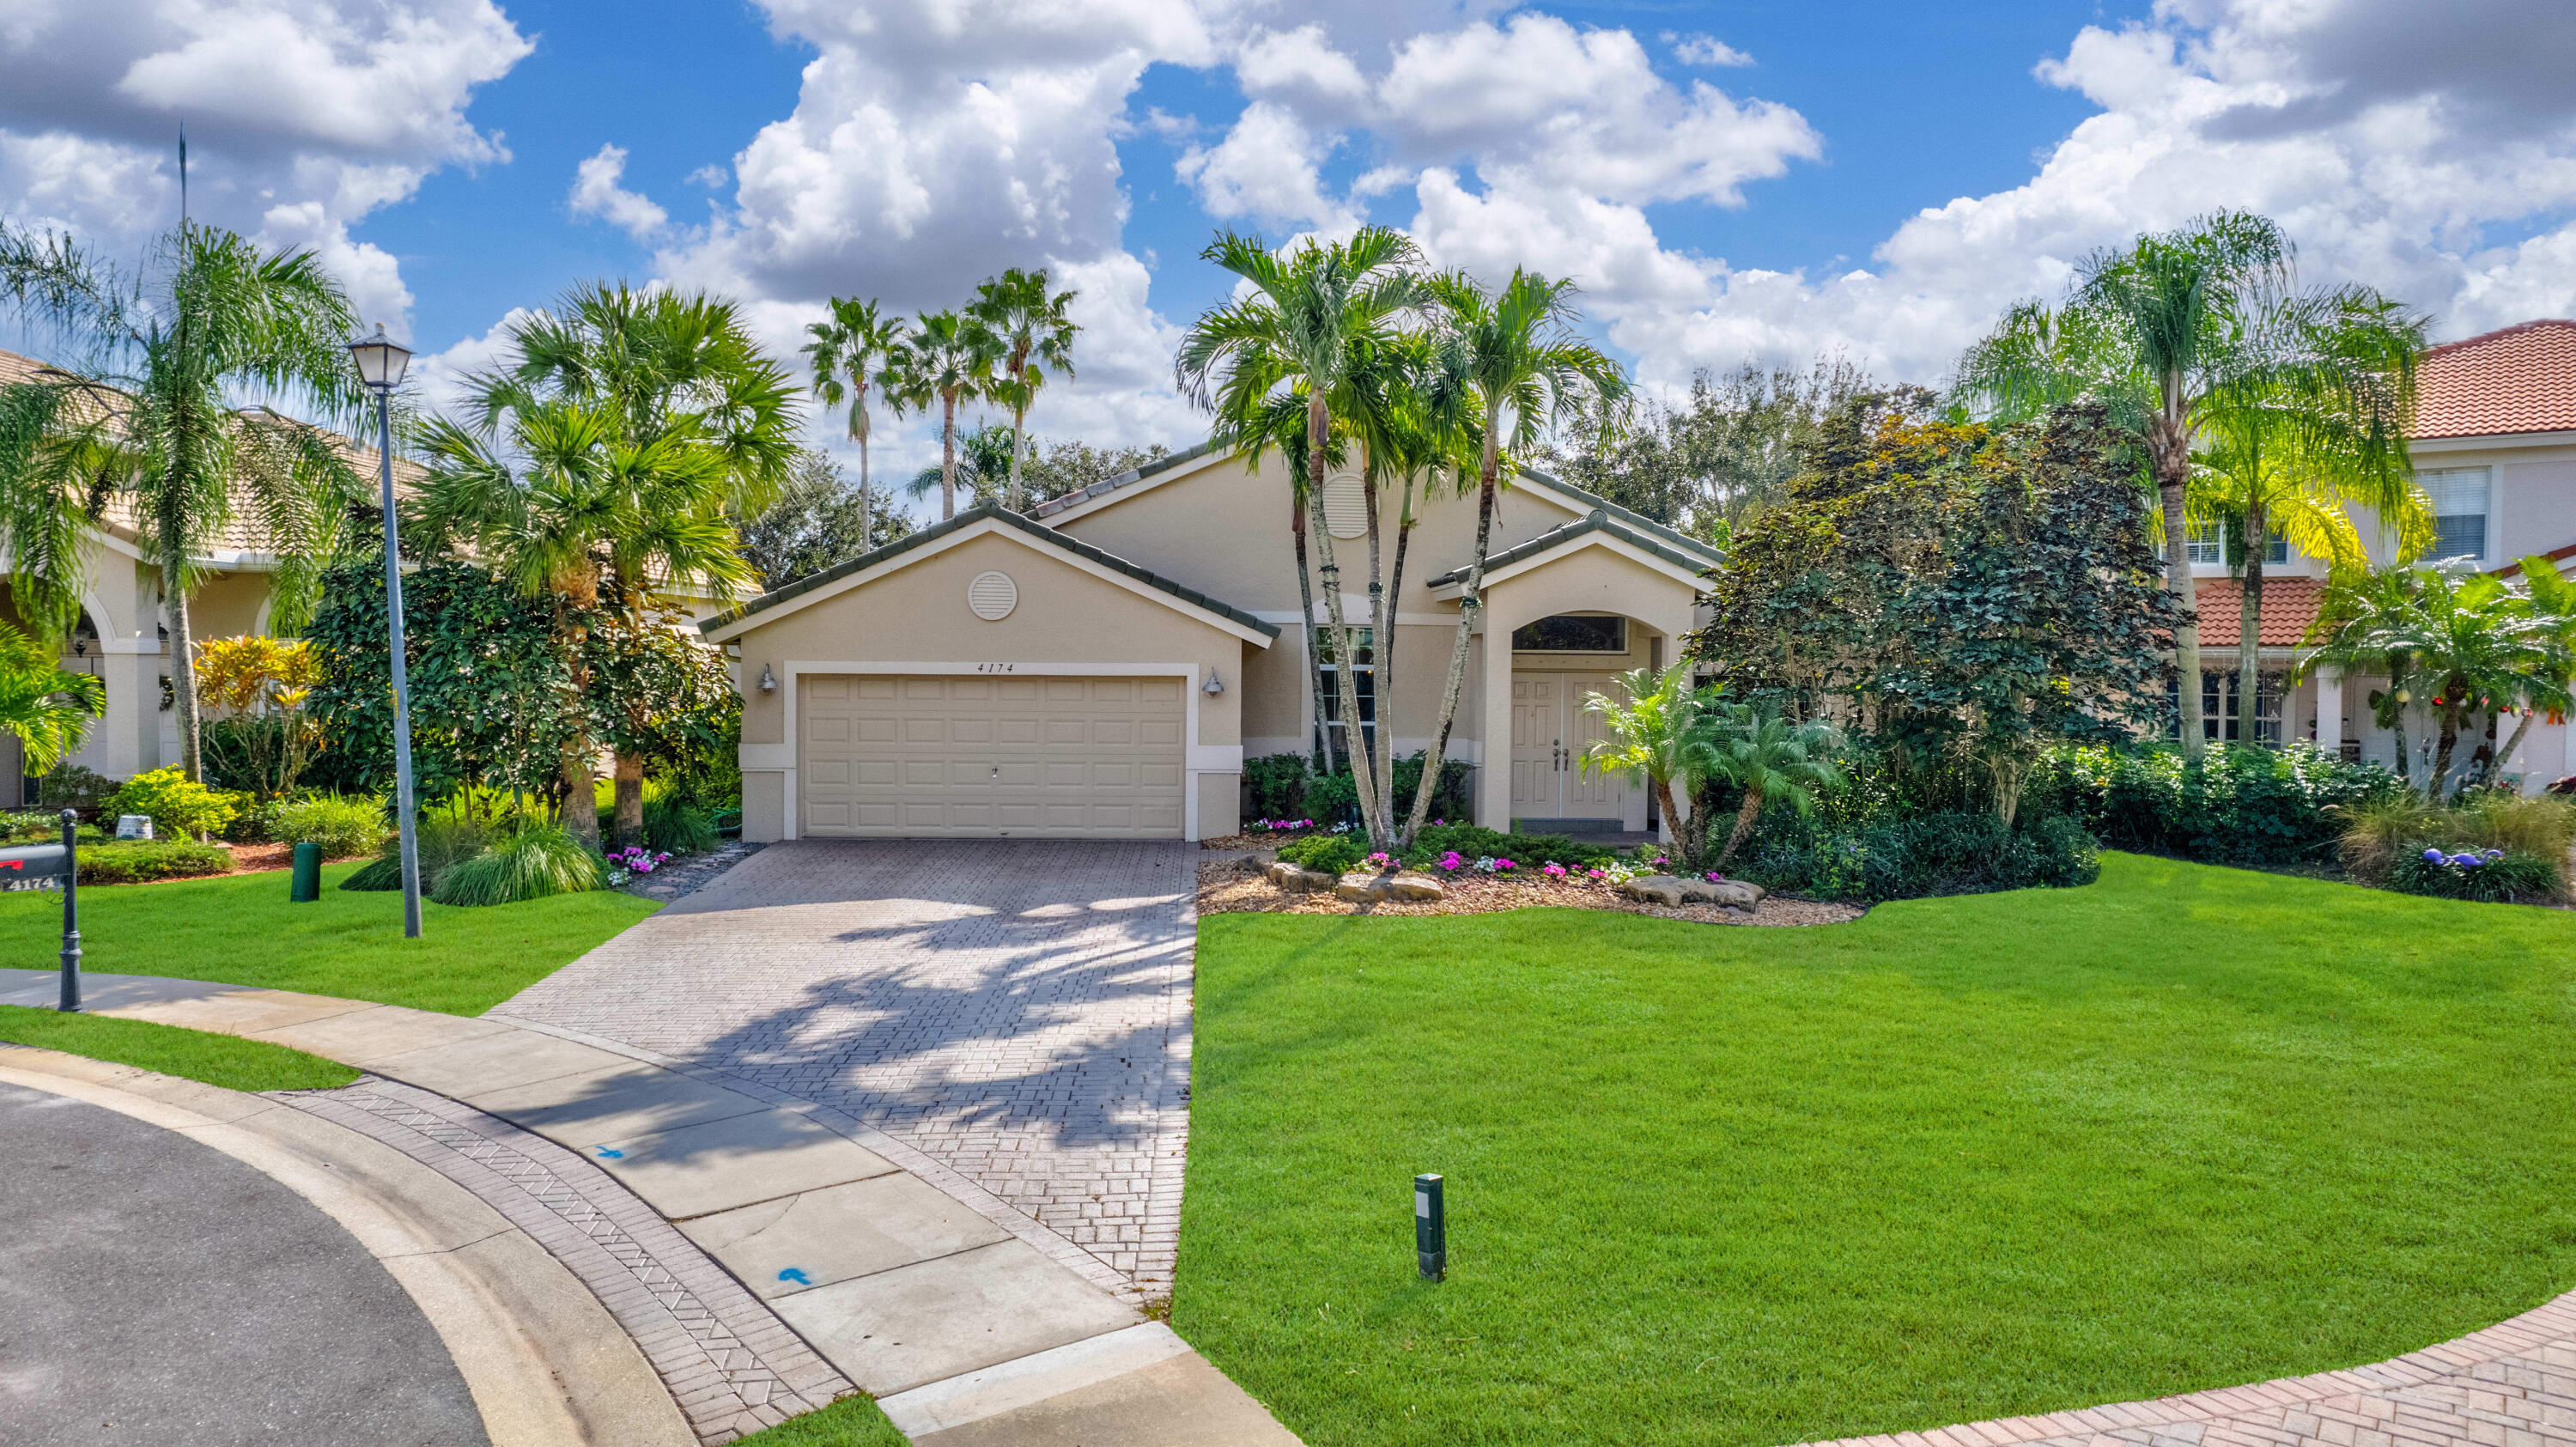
3;0;2573;483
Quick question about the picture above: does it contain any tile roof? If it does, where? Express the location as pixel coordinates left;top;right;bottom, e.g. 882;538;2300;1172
2191;575;2326;648
699;503;1281;639
1026;443;1215;518
0;345;416;559
1424;508;1717;588
2411;319;2576;440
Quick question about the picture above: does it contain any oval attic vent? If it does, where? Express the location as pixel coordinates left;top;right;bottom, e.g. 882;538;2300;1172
967;569;1018;621
1321;465;1368;539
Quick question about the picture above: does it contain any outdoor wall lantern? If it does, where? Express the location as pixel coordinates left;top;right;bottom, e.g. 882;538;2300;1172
1203;666;1224;696
758;664;780;694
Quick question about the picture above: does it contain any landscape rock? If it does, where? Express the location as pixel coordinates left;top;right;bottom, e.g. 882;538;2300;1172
1674;878;1767;908
1620;874;1688;907
1388;872;1446;902
1333;871;1396;903
1266;862;1340;893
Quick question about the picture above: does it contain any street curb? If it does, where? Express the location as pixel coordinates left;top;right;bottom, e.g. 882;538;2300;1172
0;1045;696;1447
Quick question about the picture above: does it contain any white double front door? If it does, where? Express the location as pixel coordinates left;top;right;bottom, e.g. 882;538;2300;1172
1508;672;1631;823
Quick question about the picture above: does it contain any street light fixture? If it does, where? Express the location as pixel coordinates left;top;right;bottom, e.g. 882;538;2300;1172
348;324;422;939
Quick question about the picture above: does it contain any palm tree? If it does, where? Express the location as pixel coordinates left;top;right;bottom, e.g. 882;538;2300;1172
1690;701;1844;868
416;283;796;847
1957;211;2330;760
1409;268;1626;841
884;311;1001;520
0;621;103;773
2191;289;2426;742
0;220;368;781
2498;557;2576;786
902;423;1016;508
969;269;1078;511
1175;227;1423;846
2304;563;2558;796
802;297;907;549
1579;661;1721;850
2302;564;2432;782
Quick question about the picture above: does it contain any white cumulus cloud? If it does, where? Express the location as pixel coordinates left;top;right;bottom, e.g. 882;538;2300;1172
569;144;670;240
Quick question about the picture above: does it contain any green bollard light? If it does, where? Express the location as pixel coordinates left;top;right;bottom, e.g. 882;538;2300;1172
290;842;323;903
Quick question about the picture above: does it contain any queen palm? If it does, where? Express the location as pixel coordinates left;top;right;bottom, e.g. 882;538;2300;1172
1176;227;1423;846
0;220;368;781
1407;268;1626;841
884;311;1001;521
416;283;796;848
1958;211;2331;759
802;297;906;547
969;269;1078;511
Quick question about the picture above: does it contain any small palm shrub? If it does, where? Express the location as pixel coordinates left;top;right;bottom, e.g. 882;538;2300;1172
428;823;605;907
341;816;495;892
1277;834;1364;877
2385;845;2561;903
262;794;386;859
105;767;238;840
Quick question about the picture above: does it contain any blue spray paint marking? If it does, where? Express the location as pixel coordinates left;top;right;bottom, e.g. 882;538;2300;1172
594;1147;624;1159
777;1268;811;1286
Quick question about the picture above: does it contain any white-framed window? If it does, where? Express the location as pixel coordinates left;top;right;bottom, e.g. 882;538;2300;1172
2418;466;2490;562
2188;523;2289;566
1314;626;1375;755
2202;670;2283;745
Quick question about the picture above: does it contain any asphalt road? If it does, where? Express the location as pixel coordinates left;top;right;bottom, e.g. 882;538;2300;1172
0;1080;490;1446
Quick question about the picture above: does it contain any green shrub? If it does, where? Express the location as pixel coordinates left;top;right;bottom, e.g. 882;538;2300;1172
106;767;239;840
2038;742;2403;864
2337;792;2574;896
1303;771;1358;828
1735;809;2099;903
1403;824;1618;871
1;809;62;842
35;765;116;813
2385;844;2561;903
341;815;495;892
1277;834;1364;877
428;824;604;906
76;839;233;884
1278;753;1474;830
264;794;387;859
1243;754;1309;821
642;794;718;855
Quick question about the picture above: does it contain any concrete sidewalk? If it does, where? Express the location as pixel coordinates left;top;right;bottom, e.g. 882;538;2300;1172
0;969;1298;1446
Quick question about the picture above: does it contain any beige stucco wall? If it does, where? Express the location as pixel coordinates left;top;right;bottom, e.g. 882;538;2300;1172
721;526;1259;840
186;571;273;641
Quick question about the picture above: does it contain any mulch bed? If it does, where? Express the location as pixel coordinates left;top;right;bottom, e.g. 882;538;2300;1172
1195;852;1864;927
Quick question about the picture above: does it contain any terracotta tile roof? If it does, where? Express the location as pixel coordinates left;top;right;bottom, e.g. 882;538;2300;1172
2412;319;2576;440
2192;575;2326;649
0;345;416;559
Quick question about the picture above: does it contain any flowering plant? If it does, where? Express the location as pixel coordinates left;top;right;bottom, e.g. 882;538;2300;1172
1704;870;1727;883
1437;850;1464;872
1541;861;1568;878
606;845;672;886
1249;818;1315;834
1365;851;1393;870
1588;862;1638;885
1473;856;1515;873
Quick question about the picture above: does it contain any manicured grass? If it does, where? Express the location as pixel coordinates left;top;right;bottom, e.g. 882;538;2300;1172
1180;853;2576;1447
0;1004;359;1091
729;1394;908;1446
0;861;657;1015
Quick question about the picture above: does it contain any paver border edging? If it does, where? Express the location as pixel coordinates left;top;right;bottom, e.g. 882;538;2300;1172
0;1043;696;1447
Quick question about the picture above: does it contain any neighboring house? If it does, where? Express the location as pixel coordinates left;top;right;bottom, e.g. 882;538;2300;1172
702;446;1723;841
2263;319;2576;787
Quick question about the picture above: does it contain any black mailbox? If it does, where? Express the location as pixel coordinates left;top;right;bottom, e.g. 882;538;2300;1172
0;842;71;891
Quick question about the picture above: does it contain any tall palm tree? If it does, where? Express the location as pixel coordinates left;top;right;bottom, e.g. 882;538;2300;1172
884;311;1001;520
1175;227;1423;846
0;621;104;773
416;283;797;847
1409;268;1626;841
802;297;907;549
0;220;368;782
2192;295;2427;743
1957;211;2325;760
969;268;1078;511
1690;701;1844;868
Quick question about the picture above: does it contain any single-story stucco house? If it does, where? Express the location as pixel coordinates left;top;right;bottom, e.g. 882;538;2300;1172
699;447;1724;842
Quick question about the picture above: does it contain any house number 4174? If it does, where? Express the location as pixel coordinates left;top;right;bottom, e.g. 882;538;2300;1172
974;662;1017;673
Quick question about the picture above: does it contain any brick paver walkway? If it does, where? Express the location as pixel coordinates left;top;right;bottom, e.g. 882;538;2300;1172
493;839;1199;1295
1792;1288;2576;1447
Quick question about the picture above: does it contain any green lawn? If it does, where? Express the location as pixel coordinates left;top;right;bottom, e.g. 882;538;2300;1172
730;1395;908;1447
0;1004;359;1091
0;861;657;1015
1179;852;2576;1447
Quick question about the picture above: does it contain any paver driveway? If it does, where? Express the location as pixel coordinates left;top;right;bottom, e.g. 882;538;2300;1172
494;839;1198;1294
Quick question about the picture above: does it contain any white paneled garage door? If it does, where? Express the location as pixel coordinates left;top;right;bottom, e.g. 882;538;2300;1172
799;674;1186;837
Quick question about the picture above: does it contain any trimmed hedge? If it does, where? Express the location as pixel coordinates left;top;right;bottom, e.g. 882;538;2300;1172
1735;809;2099;903
76;840;234;884
2037;743;2404;865
1277;834;1365;877
1401;824;1618;871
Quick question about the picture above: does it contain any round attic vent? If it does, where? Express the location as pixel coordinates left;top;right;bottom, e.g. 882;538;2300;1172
967;569;1018;621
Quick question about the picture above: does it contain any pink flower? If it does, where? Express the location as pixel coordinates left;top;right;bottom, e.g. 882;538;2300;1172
1438;851;1463;872
1366;851;1393;869
1542;862;1568;878
1704;871;1725;882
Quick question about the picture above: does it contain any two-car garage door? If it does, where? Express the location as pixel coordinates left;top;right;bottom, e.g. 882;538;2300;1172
799;674;1186;837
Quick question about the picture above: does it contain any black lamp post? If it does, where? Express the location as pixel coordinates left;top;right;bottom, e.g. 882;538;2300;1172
348;325;422;939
